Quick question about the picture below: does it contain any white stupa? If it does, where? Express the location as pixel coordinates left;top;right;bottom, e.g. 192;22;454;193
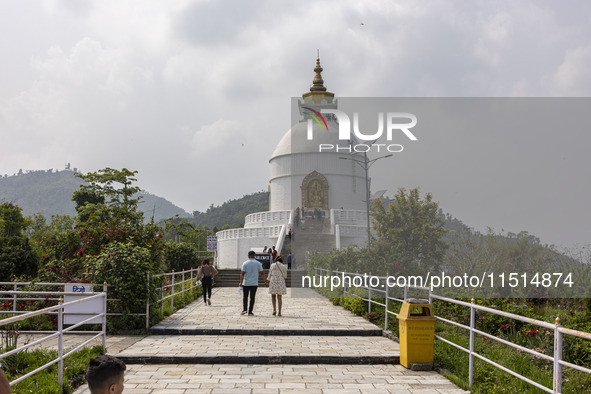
216;58;368;269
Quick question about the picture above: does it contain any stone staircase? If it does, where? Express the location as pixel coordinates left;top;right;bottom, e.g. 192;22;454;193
214;269;308;288
289;217;336;270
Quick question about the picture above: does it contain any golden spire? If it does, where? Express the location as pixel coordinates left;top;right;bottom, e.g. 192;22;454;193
310;57;327;92
302;54;334;104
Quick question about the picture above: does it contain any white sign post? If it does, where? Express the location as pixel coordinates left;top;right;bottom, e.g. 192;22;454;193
63;284;104;325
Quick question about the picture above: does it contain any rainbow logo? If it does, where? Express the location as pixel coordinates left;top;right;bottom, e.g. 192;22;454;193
303;107;328;131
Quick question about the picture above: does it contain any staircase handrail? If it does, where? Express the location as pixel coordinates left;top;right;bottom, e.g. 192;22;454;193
275;210;293;257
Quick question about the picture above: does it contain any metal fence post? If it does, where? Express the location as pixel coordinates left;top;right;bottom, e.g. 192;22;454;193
469;298;475;387
13;280;17;317
368;287;372;313
170;270;175;313
102;293;107;351
182;270;185;295
58;297;64;389
403;285;408;302
103;283;107;352
146;272;150;330
554;316;563;393
384;283;389;330
190;268;194;292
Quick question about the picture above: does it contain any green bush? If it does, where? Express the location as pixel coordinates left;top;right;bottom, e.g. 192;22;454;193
84;242;158;331
340;297;367;316
164;241;200;272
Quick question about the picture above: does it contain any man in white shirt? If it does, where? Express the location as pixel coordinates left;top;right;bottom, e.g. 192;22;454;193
239;251;269;316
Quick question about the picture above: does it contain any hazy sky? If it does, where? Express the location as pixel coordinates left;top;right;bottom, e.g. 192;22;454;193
1;1;590;250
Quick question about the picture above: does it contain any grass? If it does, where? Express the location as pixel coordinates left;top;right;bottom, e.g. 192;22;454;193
1;345;103;394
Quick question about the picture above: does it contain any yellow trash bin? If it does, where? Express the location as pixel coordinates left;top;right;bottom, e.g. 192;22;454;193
397;298;436;370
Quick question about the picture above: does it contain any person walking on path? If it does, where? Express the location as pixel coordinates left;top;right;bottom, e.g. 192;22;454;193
268;256;288;316
287;253;292;270
271;246;278;262
240;251;269;316
198;258;218;305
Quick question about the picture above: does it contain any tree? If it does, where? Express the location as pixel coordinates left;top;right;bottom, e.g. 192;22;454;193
164;241;201;272
75;168;140;207
37;168;165;286
72;189;105;222
371;188;448;272
0;203;38;279
72;168;163;262
28;214;81;282
0;202;29;237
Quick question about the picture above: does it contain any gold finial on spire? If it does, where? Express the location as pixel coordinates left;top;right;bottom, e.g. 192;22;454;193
302;54;334;104
310;56;327;92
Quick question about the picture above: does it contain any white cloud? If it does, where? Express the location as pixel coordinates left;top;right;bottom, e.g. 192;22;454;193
190;119;240;156
551;46;591;95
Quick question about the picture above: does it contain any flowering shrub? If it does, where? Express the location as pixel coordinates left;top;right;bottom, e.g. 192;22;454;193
84;242;160;331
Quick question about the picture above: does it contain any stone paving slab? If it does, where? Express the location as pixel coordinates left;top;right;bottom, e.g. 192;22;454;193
114;335;400;364
152;288;381;334
13;333;145;354
73;364;469;393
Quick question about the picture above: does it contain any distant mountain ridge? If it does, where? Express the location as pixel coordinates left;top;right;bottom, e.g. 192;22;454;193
191;191;269;229
0;169;190;222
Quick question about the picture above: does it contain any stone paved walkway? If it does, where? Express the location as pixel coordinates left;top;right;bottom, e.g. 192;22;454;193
69;287;468;393
75;364;467;394
116;335;398;358
151;287;382;334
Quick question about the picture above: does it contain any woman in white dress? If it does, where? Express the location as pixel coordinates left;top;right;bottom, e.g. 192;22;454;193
268;256;287;316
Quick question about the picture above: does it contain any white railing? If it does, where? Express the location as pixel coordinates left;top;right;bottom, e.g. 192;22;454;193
330;209;367;225
1;280;152;329
217;225;283;240
314;268;591;393
0;292;107;390
153;267;200;316
275;211;293;257
337;224;367;237
1;270;203;331
245;210;291;226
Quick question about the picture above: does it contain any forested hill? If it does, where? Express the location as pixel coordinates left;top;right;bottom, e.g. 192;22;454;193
191;191;268;228
0;169;190;221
